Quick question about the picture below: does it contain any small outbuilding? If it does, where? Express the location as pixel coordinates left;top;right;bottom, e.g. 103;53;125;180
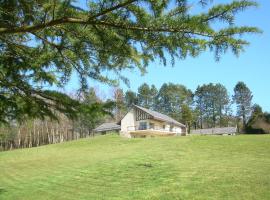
93;122;121;134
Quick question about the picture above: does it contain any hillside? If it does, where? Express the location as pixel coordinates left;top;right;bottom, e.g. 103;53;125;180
1;134;270;200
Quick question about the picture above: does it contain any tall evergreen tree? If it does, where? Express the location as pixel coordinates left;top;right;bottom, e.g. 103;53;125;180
194;86;205;129
124;90;138;109
112;88;126;121
137;83;157;109
156;83;193;121
233;81;253;128
0;0;260;122
194;83;230;128
181;104;193;133
76;88;112;134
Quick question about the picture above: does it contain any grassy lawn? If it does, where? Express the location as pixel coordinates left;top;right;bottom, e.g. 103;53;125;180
0;134;270;200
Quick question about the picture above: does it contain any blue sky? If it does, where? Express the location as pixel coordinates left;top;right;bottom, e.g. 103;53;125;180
66;0;270;111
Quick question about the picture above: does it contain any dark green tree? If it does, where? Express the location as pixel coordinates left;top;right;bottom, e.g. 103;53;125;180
155;83;193;121
0;0;260;122
137;83;157;109
246;104;270;134
124;90;138;109
215;84;230;127
250;104;263;118
181;104;193;133
233;81;253;128
194;86;205;129
194;83;230;128
76;88;113;135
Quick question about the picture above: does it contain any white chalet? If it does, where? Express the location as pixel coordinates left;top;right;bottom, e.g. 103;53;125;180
120;105;186;138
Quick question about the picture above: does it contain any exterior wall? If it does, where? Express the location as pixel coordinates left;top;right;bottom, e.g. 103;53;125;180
172;126;182;134
120;109;136;137
135;119;164;130
135;119;183;134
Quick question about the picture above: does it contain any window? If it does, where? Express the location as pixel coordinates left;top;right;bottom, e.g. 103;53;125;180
149;123;154;129
139;122;147;130
163;125;166;129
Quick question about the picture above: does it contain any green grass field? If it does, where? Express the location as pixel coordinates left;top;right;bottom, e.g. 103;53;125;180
1;134;270;200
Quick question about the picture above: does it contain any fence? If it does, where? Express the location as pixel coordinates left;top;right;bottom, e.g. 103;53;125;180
190;127;237;135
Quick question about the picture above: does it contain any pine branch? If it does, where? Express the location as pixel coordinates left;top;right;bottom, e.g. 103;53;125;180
88;0;138;20
0;17;212;37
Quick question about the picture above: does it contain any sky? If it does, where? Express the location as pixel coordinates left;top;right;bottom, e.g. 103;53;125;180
65;0;270;111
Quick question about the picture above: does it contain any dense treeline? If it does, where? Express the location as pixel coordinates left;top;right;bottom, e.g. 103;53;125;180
122;82;246;131
0;89;115;151
122;81;269;134
0;81;269;151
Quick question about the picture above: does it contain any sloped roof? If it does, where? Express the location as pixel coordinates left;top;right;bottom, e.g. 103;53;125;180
94;122;120;132
134;105;185;127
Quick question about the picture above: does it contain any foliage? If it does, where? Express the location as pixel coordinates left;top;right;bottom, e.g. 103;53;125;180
137;83;157;109
155;83;193;121
233;81;253;128
194;83;230;128
124;90;138;109
75;88;114;133
1;134;270;199
181;104;193;133
0;0;261;122
112;87;127;121
246;104;270;134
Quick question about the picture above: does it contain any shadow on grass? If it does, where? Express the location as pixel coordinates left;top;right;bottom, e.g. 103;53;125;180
137;162;153;168
0;188;7;195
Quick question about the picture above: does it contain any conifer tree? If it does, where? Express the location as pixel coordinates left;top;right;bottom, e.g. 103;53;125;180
0;0;260;122
233;81;253;128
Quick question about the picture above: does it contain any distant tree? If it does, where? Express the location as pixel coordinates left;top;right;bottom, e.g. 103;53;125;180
246;104;270;134
155;83;193;122
194;83;230;128
233;82;253;129
76;88;112;135
191;108;201;130
150;85;158;109
194;86;205;129
124;90;138;109
0;0;260;122
215;84;230;127
222;101;234;127
181;104;193;133
250;104;263;119
83;88;100;105
137;83;157;109
112;88;126;121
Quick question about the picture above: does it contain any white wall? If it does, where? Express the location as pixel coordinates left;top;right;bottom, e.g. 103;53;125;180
173;126;182;134
120;109;136;137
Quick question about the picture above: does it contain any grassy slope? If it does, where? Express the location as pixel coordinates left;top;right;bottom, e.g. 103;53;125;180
0;134;270;200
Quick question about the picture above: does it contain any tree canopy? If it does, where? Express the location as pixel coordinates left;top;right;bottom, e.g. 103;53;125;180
233;81;253;128
194;83;229;128
137;83;157;109
0;0;260;122
246;104;270;134
155;83;193;121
